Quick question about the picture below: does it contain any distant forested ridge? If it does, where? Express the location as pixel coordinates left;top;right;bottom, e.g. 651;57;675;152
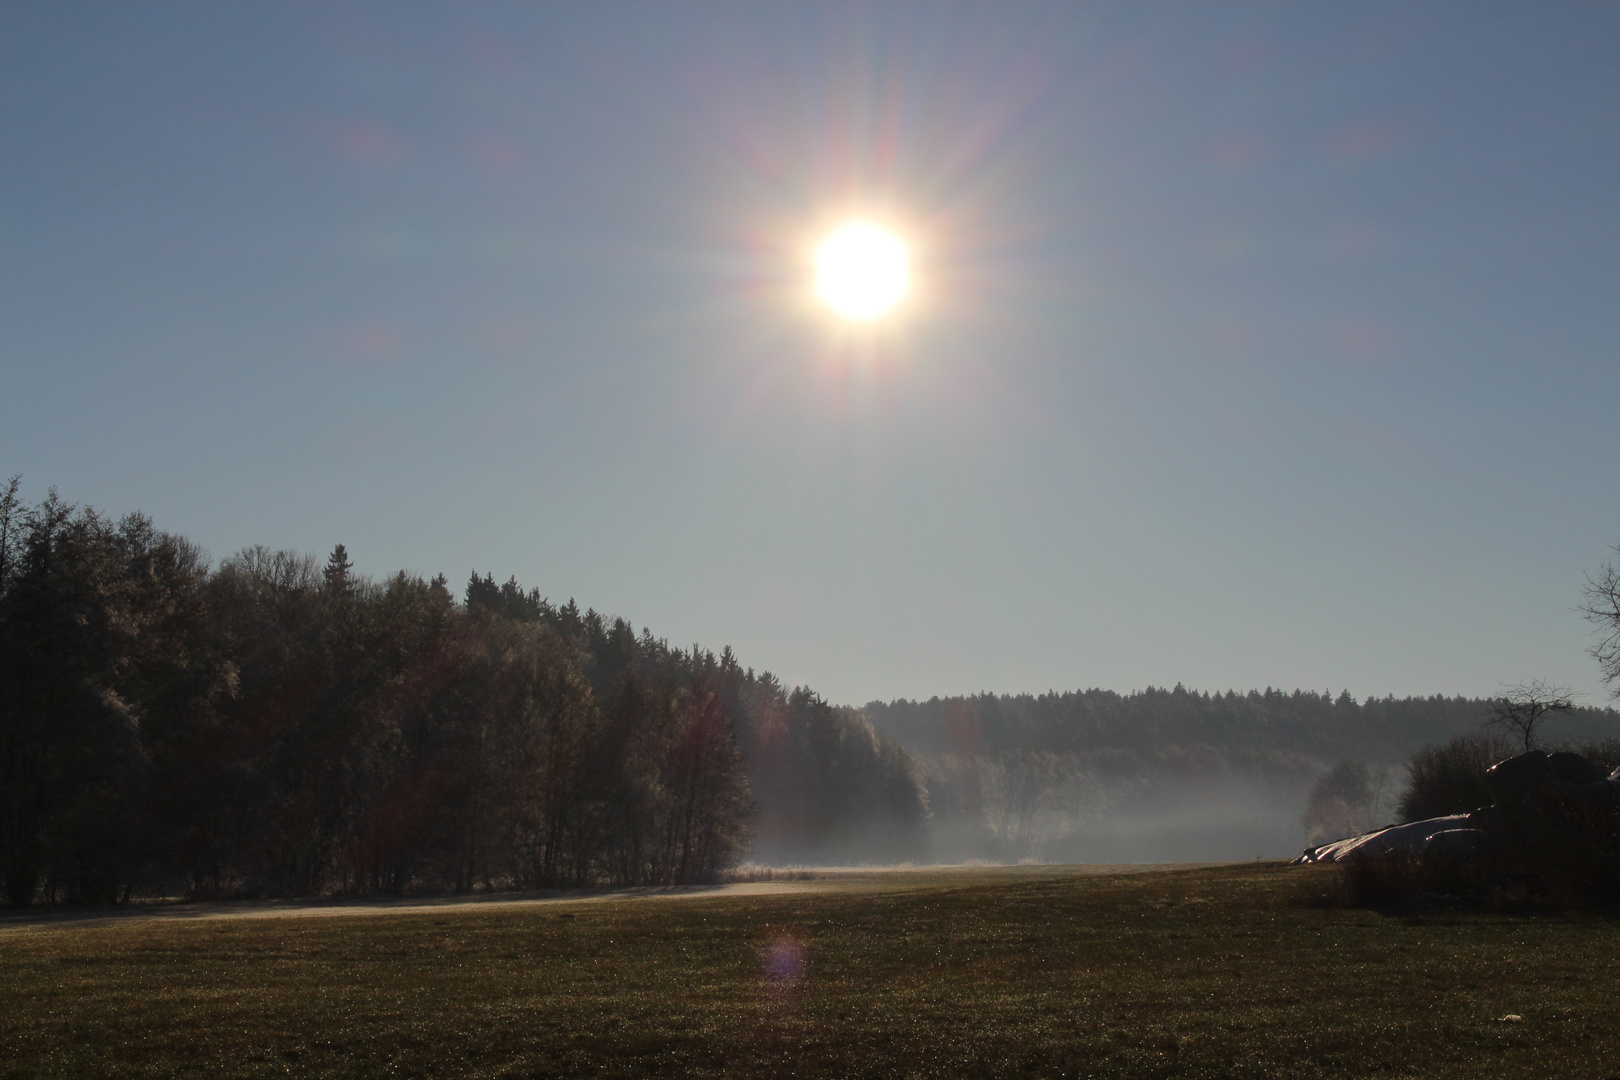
0;482;923;906
864;687;1620;763
864;688;1619;864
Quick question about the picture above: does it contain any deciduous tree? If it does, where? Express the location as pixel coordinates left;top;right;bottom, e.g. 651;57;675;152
1583;542;1620;697
1487;680;1575;753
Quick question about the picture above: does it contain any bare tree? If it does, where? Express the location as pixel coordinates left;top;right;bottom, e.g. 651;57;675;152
1581;542;1620;698
983;750;1060;861
1486;680;1575;753
1303;761;1377;844
1302;760;1403;842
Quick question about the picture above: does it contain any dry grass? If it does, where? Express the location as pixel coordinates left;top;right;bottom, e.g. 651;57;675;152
2;862;1618;1078
722;863;821;883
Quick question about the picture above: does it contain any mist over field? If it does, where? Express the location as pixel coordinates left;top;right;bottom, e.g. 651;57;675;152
860;690;1619;864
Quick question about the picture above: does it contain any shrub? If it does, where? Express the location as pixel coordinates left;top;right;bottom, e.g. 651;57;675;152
1560;740;1620;775
1397;734;1512;823
1338;849;1425;907
1317;736;1620;912
1326;799;1620;912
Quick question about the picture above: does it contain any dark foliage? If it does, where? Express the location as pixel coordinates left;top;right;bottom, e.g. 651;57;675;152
1332;807;1620;913
1396;734;1513;823
867;686;1618;862
0;485;925;905
1332;740;1620;911
864;686;1619;763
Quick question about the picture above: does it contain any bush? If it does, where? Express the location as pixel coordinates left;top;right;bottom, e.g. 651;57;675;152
1325;800;1620;912
1316;736;1620;912
1338;849;1425;907
1326;842;1500;910
1397;734;1512;823
1560;740;1620;775
1504;786;1620;908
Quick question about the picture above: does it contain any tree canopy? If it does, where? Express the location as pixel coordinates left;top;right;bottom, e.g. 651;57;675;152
0;484;925;906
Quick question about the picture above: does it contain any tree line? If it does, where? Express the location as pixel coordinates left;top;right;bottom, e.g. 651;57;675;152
0;481;925;906
864;686;1619;862
8;477;1616;898
864;685;1619;765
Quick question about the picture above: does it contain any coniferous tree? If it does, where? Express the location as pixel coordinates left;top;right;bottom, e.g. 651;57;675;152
323;544;354;596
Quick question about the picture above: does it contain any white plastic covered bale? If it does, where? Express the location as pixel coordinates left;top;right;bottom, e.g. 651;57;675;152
1295;814;1472;864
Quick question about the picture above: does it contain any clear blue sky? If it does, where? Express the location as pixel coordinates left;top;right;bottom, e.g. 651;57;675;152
4;2;1617;706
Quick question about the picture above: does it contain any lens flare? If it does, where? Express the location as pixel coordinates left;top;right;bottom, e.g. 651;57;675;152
815;222;909;320
761;937;808;988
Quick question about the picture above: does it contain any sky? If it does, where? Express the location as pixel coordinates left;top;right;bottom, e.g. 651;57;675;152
3;2;1618;707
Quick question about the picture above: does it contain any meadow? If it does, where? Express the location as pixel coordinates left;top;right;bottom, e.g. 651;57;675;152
2;863;1617;1079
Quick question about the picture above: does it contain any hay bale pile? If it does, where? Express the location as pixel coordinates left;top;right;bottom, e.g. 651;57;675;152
1295;750;1620;907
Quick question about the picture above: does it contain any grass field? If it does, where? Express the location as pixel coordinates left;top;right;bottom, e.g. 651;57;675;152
3;863;1618;1079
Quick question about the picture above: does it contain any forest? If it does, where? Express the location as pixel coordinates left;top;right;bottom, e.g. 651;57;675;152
0;481;925;906
3;479;1617;904
864;689;1619;863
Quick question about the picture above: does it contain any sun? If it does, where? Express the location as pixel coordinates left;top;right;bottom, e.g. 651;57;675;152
815;222;910;320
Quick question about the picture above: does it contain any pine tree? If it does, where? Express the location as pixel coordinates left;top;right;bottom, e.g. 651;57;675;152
323;544;354;596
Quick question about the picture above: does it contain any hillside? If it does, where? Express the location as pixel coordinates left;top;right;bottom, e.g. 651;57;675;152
863;688;1620;863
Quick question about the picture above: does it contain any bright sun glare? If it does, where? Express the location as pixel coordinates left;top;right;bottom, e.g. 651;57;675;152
815;222;909;320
